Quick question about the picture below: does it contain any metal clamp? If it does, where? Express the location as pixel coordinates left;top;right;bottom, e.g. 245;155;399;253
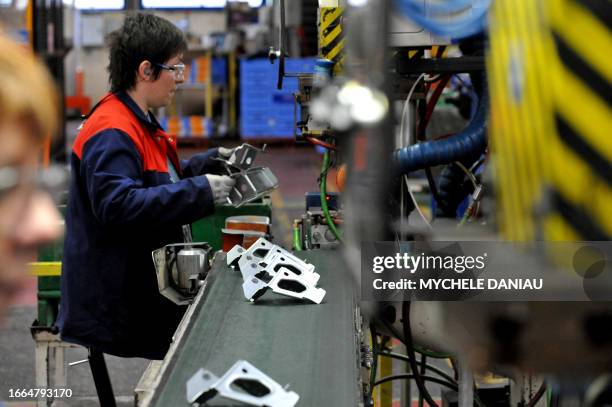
152;243;212;305
186;360;299;407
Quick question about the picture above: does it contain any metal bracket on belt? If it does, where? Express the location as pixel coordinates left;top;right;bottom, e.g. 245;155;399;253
242;267;326;304
186;360;299;407
227;238;326;304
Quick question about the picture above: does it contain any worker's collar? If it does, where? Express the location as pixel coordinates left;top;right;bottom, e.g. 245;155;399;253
115;90;164;132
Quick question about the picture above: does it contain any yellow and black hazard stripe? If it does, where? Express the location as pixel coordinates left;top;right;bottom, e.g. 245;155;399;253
487;0;611;242
487;0;557;241
549;189;608;241
546;0;612;240
555;112;612;187
319;7;345;75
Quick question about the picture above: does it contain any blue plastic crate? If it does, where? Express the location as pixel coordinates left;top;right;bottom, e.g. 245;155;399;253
239;57;314;139
211;57;227;85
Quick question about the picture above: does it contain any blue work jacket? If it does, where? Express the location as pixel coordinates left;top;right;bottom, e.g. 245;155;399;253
57;91;220;359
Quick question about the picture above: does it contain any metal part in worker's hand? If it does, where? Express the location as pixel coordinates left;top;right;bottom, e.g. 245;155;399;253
215;143;264;174
152;243;212;305
186;360;299;407
228;167;278;208
212;143;278;207
227;144;265;172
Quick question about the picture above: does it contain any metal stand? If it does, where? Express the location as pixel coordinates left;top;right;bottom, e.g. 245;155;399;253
31;327;79;407
88;348;117;407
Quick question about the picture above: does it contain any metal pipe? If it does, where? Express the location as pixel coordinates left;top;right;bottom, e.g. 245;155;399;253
342;0;396;291
459;358;474;407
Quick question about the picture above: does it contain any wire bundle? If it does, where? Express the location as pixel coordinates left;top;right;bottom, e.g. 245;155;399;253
394;0;490;40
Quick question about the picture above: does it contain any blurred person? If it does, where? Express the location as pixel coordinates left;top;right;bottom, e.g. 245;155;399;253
0;36;63;321
57;13;235;360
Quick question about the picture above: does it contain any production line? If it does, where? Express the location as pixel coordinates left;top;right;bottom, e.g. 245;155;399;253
2;0;610;406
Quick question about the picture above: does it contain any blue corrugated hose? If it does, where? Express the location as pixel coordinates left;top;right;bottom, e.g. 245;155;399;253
394;0;490;40
393;77;488;175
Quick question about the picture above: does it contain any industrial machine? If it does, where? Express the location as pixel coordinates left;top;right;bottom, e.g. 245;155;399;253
137;0;611;406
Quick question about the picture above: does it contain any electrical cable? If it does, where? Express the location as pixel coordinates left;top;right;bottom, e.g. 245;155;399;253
320;149;343;242
526;382;547;407
424;74;441;83
421;74;452;135
402;301;438;407
399;73;426;237
305;135;337;150
393;75;488;175
425;168;441;208
469;155;486;173
404;176;433;230
454;161;478;190
377;352;486;407
415;83;442;208
416;74;452;209
378;352;487;407
292;222;302;251
419;353;427;407
381;318;452;359
450;358;459;381
373;374;457;392
370;325;379;390
400;73;426;146
414;346;453;359
375;351;457;385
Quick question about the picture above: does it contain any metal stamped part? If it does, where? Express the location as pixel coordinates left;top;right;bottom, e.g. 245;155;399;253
186;360;299;407
227;238;326;304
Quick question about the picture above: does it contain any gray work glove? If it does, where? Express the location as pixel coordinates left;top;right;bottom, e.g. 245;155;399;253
205;174;236;205
218;147;236;159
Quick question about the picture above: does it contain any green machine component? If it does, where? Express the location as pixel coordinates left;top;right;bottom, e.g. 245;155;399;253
34;206;65;328
190;201;272;251
36;244;63;328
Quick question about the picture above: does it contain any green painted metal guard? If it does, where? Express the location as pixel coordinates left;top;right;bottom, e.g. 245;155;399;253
36;216;64;327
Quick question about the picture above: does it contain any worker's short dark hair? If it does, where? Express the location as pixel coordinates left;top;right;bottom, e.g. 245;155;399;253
107;13;187;92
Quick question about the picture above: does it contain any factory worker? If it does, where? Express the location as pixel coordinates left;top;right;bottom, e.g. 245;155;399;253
57;13;234;359
0;36;63;323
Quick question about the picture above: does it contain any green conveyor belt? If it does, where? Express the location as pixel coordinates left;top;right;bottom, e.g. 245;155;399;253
150;250;361;406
